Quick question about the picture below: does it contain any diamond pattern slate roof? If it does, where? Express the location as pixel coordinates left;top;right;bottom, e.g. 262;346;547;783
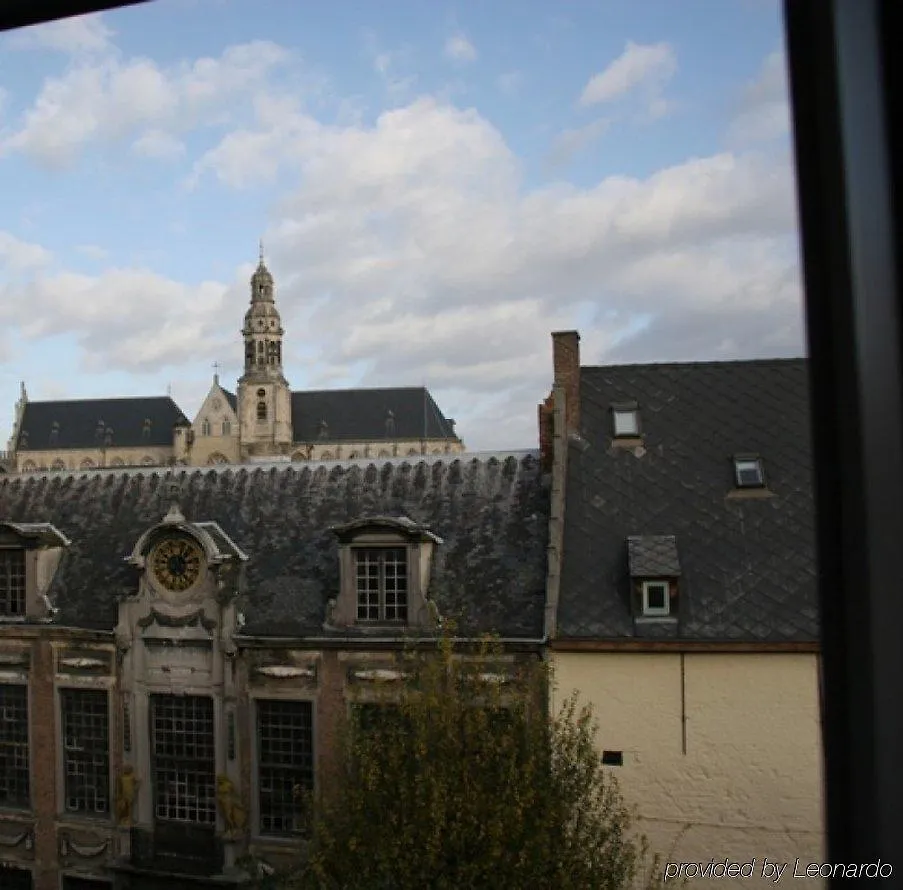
17;397;190;451
290;388;456;442
0;453;547;638
558;359;817;642
627;535;681;577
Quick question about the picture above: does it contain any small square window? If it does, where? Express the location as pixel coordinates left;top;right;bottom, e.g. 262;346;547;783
642;581;670;617
734;456;765;488
612;408;639;437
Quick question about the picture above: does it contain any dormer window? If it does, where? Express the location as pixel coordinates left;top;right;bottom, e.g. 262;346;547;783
641;580;670;617
627;535;680;621
734;455;765;488
0;549;26;617
356;548;408;622
611;403;640;438
142;418;152;441
329;517;442;631
49;421;60;446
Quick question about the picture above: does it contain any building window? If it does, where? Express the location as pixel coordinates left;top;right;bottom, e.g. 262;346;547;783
222;420;231;436
611;405;640;437
734;455;765;488
0;549;26;617
356;548;408;622
61;689;110;816
641;580;671;617
150;694;215;824
0;683;30;808
51;459;66;471
257;400;267;421
80;458;95;470
201;419;211;437
22;460;37;472
256;699;314;836
0;865;33;889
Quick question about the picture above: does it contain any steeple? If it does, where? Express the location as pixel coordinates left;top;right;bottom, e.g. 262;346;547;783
241;243;284;380
237;243;292;458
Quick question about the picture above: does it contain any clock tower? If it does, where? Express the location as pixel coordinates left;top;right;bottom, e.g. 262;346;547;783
237;244;293;458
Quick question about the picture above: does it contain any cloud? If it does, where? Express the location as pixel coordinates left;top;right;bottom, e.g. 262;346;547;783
444;34;477;63
496;71;522;96
76;244;109;261
8;13;113;55
727;50;790;146
545;118;609;169
1;89;802;449
1;40;291;168
132;129;186;160
579;40;676;108
0;231;54;272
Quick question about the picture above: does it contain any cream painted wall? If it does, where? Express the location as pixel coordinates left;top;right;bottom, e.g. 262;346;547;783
552;652;825;888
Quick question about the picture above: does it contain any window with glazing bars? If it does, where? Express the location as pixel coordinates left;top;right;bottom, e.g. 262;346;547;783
0;683;29;807
0;865;33;889
0;549;26;617
61;688;110;815
257;699;313;836
355;548;408;622
150;694;215;824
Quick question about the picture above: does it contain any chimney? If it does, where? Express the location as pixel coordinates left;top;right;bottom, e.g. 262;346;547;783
551;330;580;434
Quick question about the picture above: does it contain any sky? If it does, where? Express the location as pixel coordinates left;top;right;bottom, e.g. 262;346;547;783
0;0;803;453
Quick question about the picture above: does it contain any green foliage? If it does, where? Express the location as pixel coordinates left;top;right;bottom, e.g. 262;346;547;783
274;628;658;890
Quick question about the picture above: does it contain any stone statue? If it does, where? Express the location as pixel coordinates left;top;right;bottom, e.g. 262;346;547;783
216;774;247;837
115;765;139;825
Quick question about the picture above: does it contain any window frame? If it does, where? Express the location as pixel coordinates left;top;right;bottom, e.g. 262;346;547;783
733;455;766;488
0;681;30;810
59;687;111;819
0;547;26;618
353;546;409;624
254;698;315;838
611;403;641;438
641;580;671;617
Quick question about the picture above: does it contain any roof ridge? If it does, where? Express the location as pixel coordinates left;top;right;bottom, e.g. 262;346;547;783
26;394;183;405
582;357;807;372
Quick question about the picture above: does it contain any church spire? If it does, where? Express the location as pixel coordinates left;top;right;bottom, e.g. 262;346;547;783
241;242;284;380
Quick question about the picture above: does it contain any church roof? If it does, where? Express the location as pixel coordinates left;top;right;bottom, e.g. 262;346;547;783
16;397;190;452
0;453;547;638
291;387;457;442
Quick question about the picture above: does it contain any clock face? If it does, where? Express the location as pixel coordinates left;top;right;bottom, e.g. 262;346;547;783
151;537;203;592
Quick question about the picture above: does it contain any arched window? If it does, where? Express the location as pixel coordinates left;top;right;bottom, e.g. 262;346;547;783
141;456;155;466
201;418;211;436
348;451;360;460
22;460;37;472
257;401;267;421
291;451;307;462
80;458;95;470
51;459;66;470
208;453;229;465
222;420;231;436
320;451;334;461
111;457;125;467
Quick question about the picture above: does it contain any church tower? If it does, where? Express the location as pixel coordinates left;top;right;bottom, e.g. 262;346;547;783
237;244;293;457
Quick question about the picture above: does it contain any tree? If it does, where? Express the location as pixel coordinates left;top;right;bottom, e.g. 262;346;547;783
271;628;658;890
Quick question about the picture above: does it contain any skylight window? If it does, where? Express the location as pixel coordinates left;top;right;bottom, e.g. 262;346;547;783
611;405;640;437
734;456;765;488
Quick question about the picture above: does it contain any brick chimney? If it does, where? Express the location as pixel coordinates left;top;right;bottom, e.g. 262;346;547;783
538;331;581;471
552;330;580;434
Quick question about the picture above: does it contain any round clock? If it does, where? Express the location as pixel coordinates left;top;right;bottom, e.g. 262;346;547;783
150;537;203;592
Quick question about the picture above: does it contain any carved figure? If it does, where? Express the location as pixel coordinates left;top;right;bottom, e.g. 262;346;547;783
115;765;140;825
216;774;247;837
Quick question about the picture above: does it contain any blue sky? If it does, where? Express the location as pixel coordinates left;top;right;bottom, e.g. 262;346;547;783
0;0;801;451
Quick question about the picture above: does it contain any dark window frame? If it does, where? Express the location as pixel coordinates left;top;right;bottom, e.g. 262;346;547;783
150;694;216;825
256;699;314;837
0;683;30;808
0;548;26;617
60;688;110;817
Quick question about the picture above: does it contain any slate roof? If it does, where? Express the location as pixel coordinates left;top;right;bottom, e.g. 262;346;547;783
558;359;817;642
291;388;457;442
627;535;681;577
0;453;547;638
16;397;190;451
221;388;237;413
